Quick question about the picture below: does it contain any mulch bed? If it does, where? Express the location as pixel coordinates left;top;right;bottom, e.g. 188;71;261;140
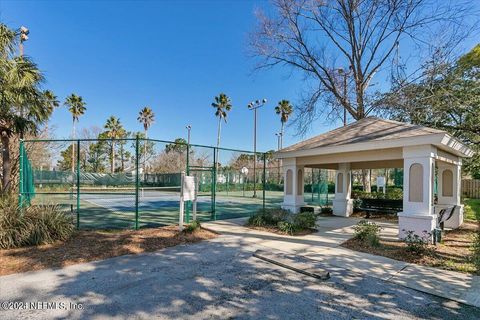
342;221;479;275
350;211;399;221
247;225;317;236
0;226;217;276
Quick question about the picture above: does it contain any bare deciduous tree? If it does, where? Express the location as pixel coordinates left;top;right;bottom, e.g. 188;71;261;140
250;0;475;190
251;0;474;127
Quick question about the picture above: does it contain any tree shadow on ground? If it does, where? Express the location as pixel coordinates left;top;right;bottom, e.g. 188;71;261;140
1;234;479;319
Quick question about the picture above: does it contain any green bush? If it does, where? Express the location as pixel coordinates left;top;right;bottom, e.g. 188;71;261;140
294;212;316;229
300;206;314;213
472;232;480;272
184;220;201;233
247;209;289;227
352;188;403;200
320;207;333;215
247;208;316;235
0;195;75;249
277;221;298;235
403;230;433;255
353;220;382;247
248;214;267;227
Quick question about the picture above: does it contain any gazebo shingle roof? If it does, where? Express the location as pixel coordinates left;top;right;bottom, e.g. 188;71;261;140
281;117;445;152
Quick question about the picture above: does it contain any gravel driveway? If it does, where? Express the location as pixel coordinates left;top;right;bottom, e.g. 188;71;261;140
0;236;479;319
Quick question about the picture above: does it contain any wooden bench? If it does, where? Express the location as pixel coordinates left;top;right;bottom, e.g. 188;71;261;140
359;198;403;218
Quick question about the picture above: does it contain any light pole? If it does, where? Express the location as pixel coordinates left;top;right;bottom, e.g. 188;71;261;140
247;98;267;198
275;132;282;151
19;26;29;57
185;125;191;145
18;26;29;141
275;132;282;183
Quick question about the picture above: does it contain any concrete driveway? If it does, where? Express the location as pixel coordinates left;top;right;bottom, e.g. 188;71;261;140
1;221;479;319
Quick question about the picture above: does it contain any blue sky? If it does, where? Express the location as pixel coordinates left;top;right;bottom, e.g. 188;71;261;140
0;0;478;152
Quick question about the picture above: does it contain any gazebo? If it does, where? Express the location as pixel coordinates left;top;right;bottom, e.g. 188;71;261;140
275;117;474;239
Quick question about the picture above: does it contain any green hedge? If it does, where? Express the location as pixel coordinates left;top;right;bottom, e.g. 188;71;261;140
352;188;403;200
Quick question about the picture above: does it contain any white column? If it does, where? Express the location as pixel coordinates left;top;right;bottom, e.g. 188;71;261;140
281;158;305;213
398;145;436;239
436;160;463;229
332;163;353;217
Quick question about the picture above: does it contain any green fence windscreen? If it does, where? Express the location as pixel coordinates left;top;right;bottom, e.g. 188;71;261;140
19;138;334;230
20;138;285;229
20;141;36;206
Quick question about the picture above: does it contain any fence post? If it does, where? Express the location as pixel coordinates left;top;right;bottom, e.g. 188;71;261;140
19;140;24;207
185;143;190;223
135;134;140;230
212;147;216;220
263;153;266;211
76;139;80;229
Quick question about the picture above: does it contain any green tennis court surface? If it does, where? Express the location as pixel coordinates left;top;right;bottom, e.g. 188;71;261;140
30;190;286;229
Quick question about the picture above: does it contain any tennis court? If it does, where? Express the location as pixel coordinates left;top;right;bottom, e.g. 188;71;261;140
20;138;331;229
29;187;285;229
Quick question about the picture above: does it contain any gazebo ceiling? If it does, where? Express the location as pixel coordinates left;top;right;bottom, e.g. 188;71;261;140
276;117;473;159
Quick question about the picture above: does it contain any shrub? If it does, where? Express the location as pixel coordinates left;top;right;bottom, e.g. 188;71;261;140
248;214;267;227
184;220;201;233
24;205;75;245
353;220;382;247
0;195;75;249
247;209;289;227
294;211;316;229
277;221;298;235
403;230;434;255
472;232;480;272
386;188;403;200
351;188;403;200
300;206;314;213
320;207;333;215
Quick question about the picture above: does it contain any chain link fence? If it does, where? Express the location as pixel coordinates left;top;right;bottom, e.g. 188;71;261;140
19;137;330;229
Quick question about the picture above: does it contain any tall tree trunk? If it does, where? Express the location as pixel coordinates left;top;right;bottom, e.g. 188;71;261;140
362;168;371;192
280;122;284;149
216;117;222;171
111;141;115;173
1;133;11;193
143;130;147;176
120;143;125;171
71;119;76;173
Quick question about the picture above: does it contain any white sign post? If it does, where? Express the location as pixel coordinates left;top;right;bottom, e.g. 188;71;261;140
377;176;386;194
179;171;197;231
241;167;249;197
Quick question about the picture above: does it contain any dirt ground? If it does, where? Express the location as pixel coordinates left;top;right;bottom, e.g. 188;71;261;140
0;226;217;276
342;221;479;275
350;211;399;221
246;225;316;236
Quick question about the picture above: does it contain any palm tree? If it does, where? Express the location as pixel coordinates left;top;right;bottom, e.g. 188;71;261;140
274;100;293;149
43;90;60;112
0;24;55;193
137;107;155;175
211;93;232;170
64;94;86;172
104;116;123;173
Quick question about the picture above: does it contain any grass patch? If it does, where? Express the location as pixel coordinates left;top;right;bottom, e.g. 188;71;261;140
464;198;480;221
0;225;216;276
184;220;201;233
